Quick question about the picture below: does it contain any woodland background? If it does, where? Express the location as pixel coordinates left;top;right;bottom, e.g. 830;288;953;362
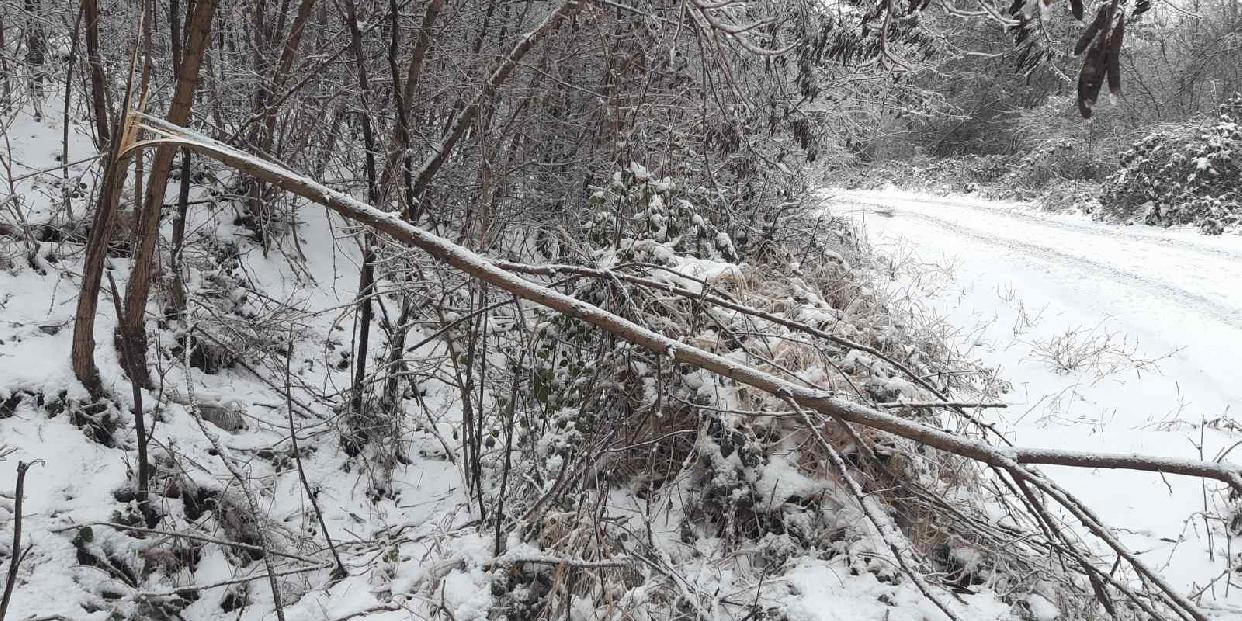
0;0;1240;619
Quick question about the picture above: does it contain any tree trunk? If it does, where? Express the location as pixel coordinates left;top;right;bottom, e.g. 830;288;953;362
166;149;193;319
120;0;217;389
169;0;183;72
377;0;445;211
71;123;133;399
341;0;379;416
82;0;111;146
0;15;9;111
62;3;83;218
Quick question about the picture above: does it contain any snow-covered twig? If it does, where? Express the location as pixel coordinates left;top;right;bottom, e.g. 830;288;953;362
493;259;1015;443
0;460;38;621
136;563;332;600
283;333;348;580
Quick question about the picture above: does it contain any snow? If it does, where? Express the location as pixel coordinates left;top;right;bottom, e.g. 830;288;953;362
1024;593;1060;621
780;556;1014;621
7;92;1239;619
753;451;827;512
440;566;494;619
830;187;1242;617
1;104;469;621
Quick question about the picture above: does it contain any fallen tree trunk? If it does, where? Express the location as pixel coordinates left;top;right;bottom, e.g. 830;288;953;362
130;114;1216;619
133;114;1242;495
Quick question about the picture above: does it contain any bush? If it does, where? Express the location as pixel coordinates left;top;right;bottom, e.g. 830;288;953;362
999;97;1126;198
1003;138;1110;193
1099;95;1242;233
832;154;1009;194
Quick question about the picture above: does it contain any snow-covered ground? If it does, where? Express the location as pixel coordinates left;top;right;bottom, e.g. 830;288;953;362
4;95;1239;619
830;188;1242;618
1;103;473;621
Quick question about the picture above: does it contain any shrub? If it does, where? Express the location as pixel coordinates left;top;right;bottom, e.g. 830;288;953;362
1099;95;1242;233
1001;97;1124;198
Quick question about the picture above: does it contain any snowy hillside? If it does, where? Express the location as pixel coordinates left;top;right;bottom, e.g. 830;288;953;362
4;0;1242;618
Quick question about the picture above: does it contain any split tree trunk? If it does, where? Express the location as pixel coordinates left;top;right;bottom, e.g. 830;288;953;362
82;0;111;146
71;111;137;399
119;0;217;389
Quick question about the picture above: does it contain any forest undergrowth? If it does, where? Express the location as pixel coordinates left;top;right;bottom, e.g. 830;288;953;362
2;105;1232;620
2;0;1241;616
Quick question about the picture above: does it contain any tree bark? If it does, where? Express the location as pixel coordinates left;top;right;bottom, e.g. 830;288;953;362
0;462;34;620
120;0;217;388
82;0;111;146
341;0;379;416
166;149;193;319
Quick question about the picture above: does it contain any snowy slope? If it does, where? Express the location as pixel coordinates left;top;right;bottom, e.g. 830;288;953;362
830;187;1242;618
1;103;471;621
7;96;1237;619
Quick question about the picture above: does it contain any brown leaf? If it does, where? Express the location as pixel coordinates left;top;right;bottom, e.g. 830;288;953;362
1075;5;1108;55
1077;36;1107;117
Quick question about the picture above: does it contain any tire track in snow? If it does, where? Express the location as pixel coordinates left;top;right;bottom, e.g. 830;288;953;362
842;192;1242;261
833;196;1242;331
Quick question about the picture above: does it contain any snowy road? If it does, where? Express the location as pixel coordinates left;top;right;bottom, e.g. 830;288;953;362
829;188;1242;617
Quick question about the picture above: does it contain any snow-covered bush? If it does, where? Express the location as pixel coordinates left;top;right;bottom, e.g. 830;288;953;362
438;164;1097;619
835;97;1126;213
834;154;1009;195
1003;97;1123;192
1099;95;1242;232
585;163;739;263
1002;137;1108;196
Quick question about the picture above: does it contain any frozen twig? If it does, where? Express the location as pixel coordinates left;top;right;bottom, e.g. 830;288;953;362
54;522;322;565
181;384;289;621
137;563;332;599
284;331;348;580
0;460;39;621
492;260;1014;442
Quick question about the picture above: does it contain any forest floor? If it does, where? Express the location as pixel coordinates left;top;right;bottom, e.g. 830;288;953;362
829;188;1242;618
